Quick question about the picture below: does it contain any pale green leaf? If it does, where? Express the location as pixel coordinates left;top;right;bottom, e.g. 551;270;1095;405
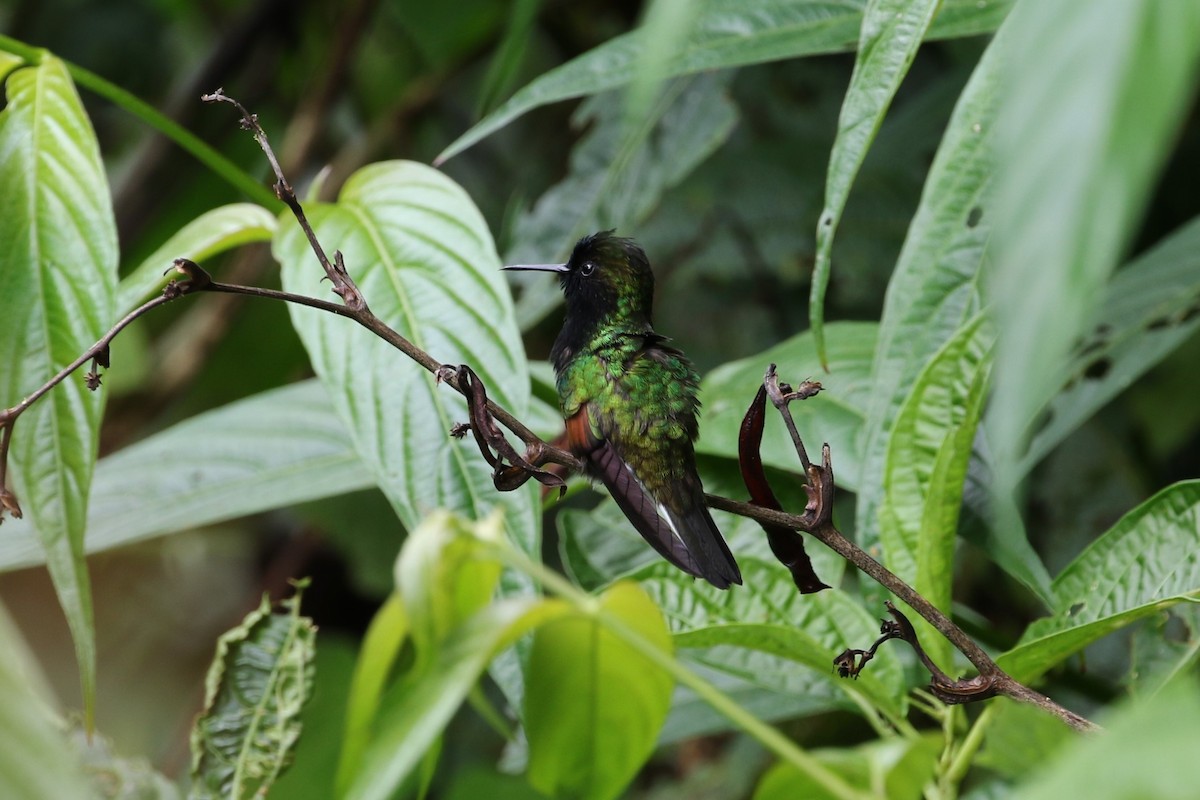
640;558;907;722
998;481;1200;683
526;582;674;800
0;55;118;728
437;0;1011;163
810;0;942;367
697;322;877;491
274;161;540;562
0;601;91;800
854;15;1001;559
117;203;276;313
189;587;316;800
1013;679;1200;800
0;380;372;572
988;1;1200;502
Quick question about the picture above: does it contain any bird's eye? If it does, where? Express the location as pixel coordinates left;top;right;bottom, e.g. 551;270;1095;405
579;260;596;277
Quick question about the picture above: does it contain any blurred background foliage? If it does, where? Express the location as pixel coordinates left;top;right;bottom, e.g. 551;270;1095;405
1;0;1199;798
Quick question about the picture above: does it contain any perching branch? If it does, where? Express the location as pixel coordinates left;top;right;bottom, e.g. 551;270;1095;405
738;365;1099;734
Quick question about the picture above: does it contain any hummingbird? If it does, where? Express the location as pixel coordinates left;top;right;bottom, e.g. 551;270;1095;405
505;231;742;589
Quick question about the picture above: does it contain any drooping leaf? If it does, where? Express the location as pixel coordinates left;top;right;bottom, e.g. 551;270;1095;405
506;72;738;330
697;322;878;491
987;2;1200;503
274;160;539;561
0;55;118;728
117;203;277;313
525;582;675;800
998;481;1200;683
854;13;1002;559
437;0;1012;163
810;0;942;368
0;601;91;800
189;586;317;800
0;380;371;573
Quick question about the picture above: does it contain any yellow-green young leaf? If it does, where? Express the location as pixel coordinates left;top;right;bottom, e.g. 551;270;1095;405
117;203;277;312
810;0;942;368
998;481;1200;683
349;598;570;800
189;587;316;800
394;510;506;665
878;313;994;666
754;736;939;800
273;160;539;563
525;582;675;800
0;602;91;800
337;594;408;797
0;55;118;729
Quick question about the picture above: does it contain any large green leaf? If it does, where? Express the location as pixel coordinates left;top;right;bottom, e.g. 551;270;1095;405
1021;215;1200;474
1012;678;1200;800
809;0;942;367
525;582;674;800
189;587;317;800
0;380;372;572
0;55;117;727
117;203;277;313
987;2;1200;500
639;558;907;722
854;14;1002;557
754;736;939;800
506;72;738;330
0;601;91;800
274;161;539;559
697;321;878;491
998;481;1200;683
437;0;1011;162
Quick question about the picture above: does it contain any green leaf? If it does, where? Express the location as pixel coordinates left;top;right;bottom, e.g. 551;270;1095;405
974;699;1073;780
987;2;1200;501
1021;215;1200;473
697;321;878;491
854;14;1001;559
640;558;907;722
348;598;569;800
337;594;408;797
189;585;317;800
274;160;540;560
0;380;372;572
0;55;118;728
437;0;1011;163
506;72;738;330
117;203;277;313
998;481;1200;683
754;735;939;800
810;0;942;368
525;581;674;800
0;601;91;800
1012;678;1200;800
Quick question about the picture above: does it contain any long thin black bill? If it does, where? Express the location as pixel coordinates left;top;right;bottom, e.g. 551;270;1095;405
501;263;569;272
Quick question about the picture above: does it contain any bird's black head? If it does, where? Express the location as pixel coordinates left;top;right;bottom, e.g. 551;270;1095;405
505;230;656;329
